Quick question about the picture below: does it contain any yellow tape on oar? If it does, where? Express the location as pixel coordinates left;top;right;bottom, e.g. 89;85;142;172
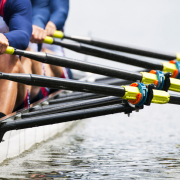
121;85;170;104
53;31;64;39
5;46;14;55
176;53;180;61
121;86;140;100
169;78;180;92
141;71;180;92
162;62;177;75
151;89;170;104
43;36;54;44
140;72;158;85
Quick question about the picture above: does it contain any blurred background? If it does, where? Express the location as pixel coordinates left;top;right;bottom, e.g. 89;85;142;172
1;0;180;179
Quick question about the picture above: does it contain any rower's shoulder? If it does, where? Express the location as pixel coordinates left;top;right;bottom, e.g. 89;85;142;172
5;0;32;13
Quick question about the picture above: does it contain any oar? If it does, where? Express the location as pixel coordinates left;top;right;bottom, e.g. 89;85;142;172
0;72;179;106
52;30;179;61
30;79;132;112
21;96;124;118
0;104;135;142
31;94;106;112
49;93;106;105
49;79;131;105
5;47;180;92
43;37;180;79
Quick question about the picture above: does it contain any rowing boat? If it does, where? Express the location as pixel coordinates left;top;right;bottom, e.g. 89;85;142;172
0;75;93;164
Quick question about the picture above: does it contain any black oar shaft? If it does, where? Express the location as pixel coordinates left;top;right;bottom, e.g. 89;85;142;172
64;35;176;60
49;93;105;105
52;78;130;100
30;78;131;112
52;39;164;70
169;94;180;105
0;72;126;97
14;49;142;82
31;101;86;112
57;91;84;98
0;104;134;142
22;96;123;118
96;78;132;86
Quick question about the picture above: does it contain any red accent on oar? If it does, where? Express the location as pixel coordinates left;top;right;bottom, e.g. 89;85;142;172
128;83;142;105
149;70;157;74
129;83;138;87
172;69;178;78
154;80;159;86
128;93;142;105
169;60;176;64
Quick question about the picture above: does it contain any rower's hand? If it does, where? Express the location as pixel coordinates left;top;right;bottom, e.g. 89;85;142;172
45;21;57;36
30;25;47;44
0;33;9;54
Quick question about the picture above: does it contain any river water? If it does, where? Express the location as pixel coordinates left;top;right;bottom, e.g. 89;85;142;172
1;0;180;179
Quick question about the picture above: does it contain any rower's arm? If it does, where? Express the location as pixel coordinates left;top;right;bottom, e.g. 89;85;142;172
50;0;69;30
3;0;32;50
31;0;50;29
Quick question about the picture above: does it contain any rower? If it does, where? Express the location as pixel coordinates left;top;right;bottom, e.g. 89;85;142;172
21;0;72;103
0;0;32;118
42;0;72;80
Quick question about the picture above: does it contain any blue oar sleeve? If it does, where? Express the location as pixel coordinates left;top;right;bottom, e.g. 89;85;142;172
3;0;32;50
50;0;69;30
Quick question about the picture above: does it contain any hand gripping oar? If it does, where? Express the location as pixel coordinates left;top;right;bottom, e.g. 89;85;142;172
5;47;180;92
52;30;179;61
0;72;179;106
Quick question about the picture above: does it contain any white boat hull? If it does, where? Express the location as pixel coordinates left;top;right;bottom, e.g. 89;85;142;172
0;120;76;164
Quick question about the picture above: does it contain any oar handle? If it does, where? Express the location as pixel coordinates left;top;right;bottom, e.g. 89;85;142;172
43;36;54;44
53;30;64;39
6;31;63;53
44;30;64;43
5;46;14;55
43;30;64;43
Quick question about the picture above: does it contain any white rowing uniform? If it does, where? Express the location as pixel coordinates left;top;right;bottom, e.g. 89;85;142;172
0;16;9;33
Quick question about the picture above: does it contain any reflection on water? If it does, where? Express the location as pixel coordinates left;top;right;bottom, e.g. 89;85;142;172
1;104;180;179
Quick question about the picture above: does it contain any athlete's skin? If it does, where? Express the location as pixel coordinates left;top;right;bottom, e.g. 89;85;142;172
22;0;69;101
0;0;32;117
